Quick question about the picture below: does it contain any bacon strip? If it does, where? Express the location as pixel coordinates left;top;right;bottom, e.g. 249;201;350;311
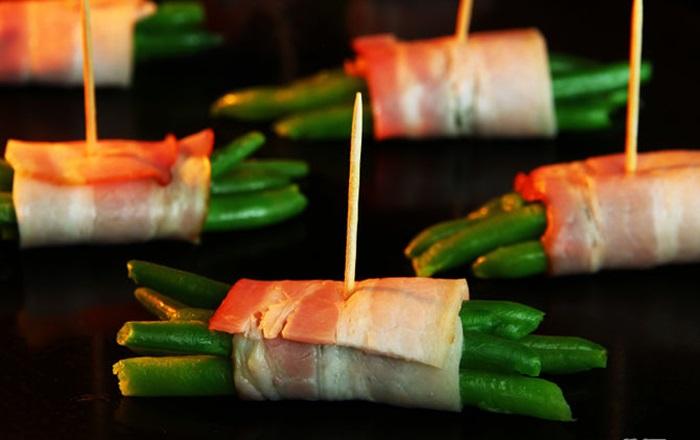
0;0;153;87
210;277;468;368
349;29;555;140
232;322;463;411
515;151;700;274
8;130;213;247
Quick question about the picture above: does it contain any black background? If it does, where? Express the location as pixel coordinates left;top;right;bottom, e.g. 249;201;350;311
1;0;699;438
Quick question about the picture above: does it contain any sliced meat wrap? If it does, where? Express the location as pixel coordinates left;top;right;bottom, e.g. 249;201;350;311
348;28;555;140
6;130;213;248
0;0;154;87
211;277;467;411
210;277;468;368
515;150;700;274
232;322;463;411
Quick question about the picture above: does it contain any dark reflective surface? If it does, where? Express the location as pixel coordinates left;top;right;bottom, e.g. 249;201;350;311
1;1;699;438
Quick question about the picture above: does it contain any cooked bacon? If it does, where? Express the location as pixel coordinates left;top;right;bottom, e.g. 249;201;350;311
232;323;463;411
0;0;153;87
210;277;468;368
349;29;555;140
8;130;213;247
6;137;178;186
515;151;700;274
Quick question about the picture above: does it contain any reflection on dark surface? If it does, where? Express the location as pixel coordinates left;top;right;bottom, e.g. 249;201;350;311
1;0;700;438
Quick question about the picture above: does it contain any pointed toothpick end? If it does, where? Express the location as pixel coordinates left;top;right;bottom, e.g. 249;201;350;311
344;92;364;295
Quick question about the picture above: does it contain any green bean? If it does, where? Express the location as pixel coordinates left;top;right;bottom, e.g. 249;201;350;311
274;103;373;140
127;260;230;309
549;52;598;75
117;321;231;356
0;192;16;224
113;355;235;396
556;103;613;132
234;159;309;180
211;169;290;195
0;160;12;191
459;370;572;421
558;88;629;110
461;331;541;376
204;184;307;231
520;335;607;374
134;287;214;322
413;204;546;277
473;241;548;279
134;31;223;62
467;192;525;221
210;131;266;179
211;70;366;121
136;2;205;33
460;300;544;340
404;193;525;258
552;60;652;100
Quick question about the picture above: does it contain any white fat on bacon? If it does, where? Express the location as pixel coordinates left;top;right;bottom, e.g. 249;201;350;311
516;151;700;274
350;28;556;139
12;152;210;248
232;321;463;412
0;0;154;87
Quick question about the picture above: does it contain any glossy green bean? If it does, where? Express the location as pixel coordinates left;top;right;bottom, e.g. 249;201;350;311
520;335;608;374
274;104;373;140
460;300;544;340
412;205;546;277
117;321;231;356
134;287;214;322
459;370;572;421
0;192;16;224
461;331;541;376
556;103;613;132
210;131;266;179
127;260;230;309
234;159;309;180
552;60;652;100
0;160;12;191
404;193;525;258
204;184;307;231
211;169;290;195
211;70;366;121
473;240;548;279
113;355;235;396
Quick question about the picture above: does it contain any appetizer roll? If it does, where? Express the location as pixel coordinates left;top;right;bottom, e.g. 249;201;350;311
5;130;213;247
515;150;700;275
346;29;556;140
210;278;468;411
114;260;608;420
408;150;700;278
0;0;154;87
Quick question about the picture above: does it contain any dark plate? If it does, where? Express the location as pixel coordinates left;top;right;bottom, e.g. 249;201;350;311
1;1;699;438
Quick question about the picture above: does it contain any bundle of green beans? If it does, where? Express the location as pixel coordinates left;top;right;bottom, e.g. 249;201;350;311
133;1;223;62
114;260;607;421
406;193;551;278
211;54;652;139
0;132;309;241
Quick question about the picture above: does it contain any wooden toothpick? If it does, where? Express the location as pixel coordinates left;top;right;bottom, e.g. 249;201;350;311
80;0;98;152
625;0;643;174
455;0;474;42
344;93;363;294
